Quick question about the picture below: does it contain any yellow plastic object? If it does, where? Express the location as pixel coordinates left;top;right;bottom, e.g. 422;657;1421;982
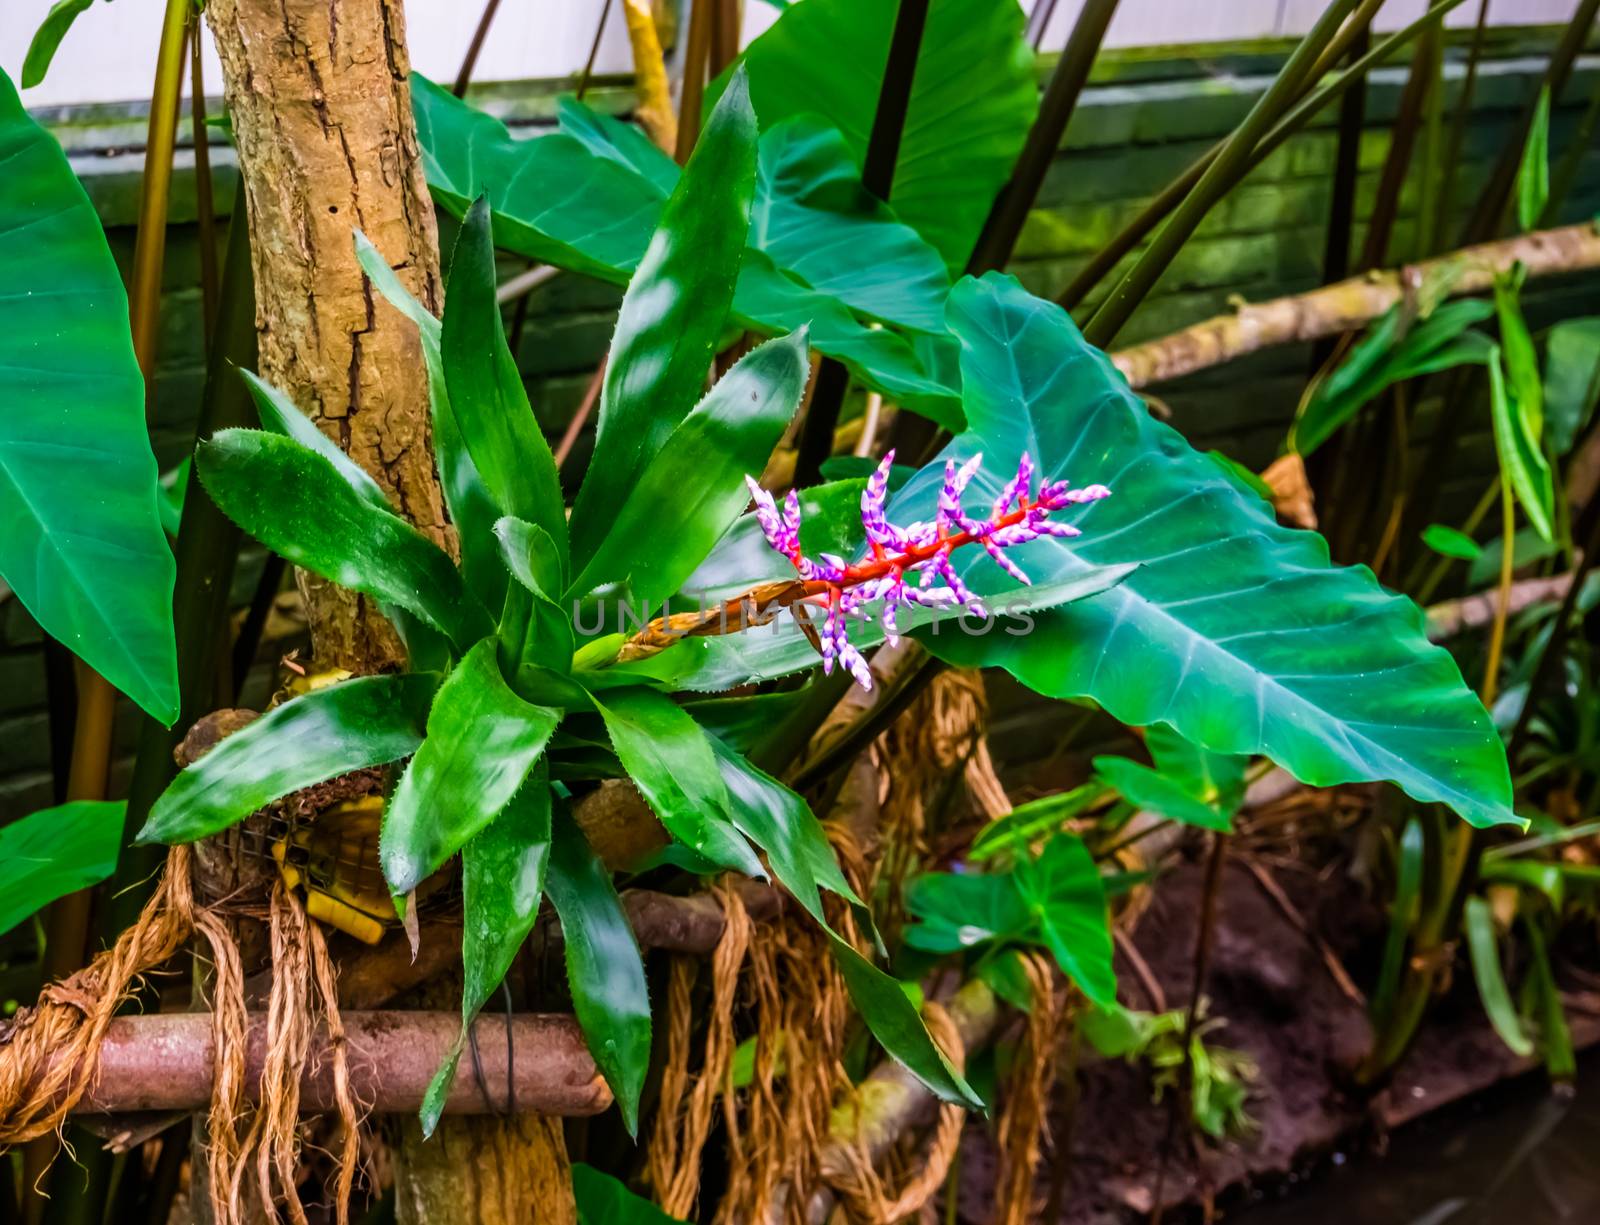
271;793;393;945
305;891;386;945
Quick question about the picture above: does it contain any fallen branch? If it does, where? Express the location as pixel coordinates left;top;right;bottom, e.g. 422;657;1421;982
1110;222;1600;389
68;1012;610;1118
1424;573;1574;642
799;978;1001;1225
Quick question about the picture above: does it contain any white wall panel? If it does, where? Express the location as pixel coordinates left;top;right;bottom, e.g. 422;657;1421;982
3;0;1585;111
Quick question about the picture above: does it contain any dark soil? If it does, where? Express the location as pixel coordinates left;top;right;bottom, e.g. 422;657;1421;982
951;842;1600;1224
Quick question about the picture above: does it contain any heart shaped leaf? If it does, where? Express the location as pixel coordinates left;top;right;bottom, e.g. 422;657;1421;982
911;274;1514;830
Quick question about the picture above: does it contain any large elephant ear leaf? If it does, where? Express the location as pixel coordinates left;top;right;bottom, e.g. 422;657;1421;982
910;273;1514;830
2;800;124;936
421;774;553;1137
724;0;1037;268
568;67;759;567
0;68;178;724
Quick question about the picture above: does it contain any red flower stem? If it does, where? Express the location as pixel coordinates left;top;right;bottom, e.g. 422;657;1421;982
793;498;1037;597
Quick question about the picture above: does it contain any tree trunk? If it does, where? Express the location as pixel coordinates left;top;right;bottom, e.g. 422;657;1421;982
207;0;449;671
204;0;578;1217
391;1115;578;1225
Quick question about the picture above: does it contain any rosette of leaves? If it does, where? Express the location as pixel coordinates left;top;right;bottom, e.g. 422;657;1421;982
138;74;1093;1131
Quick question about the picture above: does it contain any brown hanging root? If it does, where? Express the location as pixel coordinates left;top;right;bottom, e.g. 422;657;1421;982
0;848;360;1225
716;884;857;1225
869;667;990;930
993;952;1060;1225
824;1002;967;1224
306;917;362;1225
647;878;753;1218
191;902;251;1225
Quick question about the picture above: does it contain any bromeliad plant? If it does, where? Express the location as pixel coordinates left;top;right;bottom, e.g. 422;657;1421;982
140;65;1521;1141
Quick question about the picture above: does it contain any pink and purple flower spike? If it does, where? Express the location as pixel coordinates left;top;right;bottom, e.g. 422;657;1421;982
744;452;1109;690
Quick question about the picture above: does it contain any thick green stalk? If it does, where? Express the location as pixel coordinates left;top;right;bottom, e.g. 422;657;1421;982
1434;0;1491;244
1317;22;1368;287
1358;6;1440;271
796;0;931;486
1084;0;1361;350
1058;0;1454;313
1481;473;1517;706
673;0;717;162
1462;0;1600;243
452;0;505;97
101;211;259;945
966;0;1121;276
190;9;219;342
1414;15;1447;258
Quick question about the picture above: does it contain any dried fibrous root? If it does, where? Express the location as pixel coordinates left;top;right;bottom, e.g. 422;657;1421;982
0;849;198;1150
647;879;753;1218
869;666;990;930
227;881;364;1225
822;1003;967;1224
716;885;856;1225
993;953;1061;1225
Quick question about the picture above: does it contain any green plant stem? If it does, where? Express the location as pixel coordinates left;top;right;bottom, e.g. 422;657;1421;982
130;0;191;410
673;0;717;162
966;0;1120;276
1434;0;1491;244
1059;0;1427;314
232;553;287;695
1411;479;1498;604
1461;0;1600;243
1361;809;1477;1081
1481;474;1517;707
1082;0;1363;344
452;0;504;97
1507;501;1600;762
796;0;931;486
102;208;259;944
1359;5;1440;271
1414;14;1447;258
190;12;218;344
1316;21;1367;288
1149;830;1227;1225
1542;68;1600;227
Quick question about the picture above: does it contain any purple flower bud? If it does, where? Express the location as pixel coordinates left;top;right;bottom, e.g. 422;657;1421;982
993;452;1034;519
861;449;898;547
744;452;1106;691
981;537;1032;585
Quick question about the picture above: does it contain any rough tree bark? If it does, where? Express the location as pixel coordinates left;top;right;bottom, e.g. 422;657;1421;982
204;0;577;1218
207;0;448;671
